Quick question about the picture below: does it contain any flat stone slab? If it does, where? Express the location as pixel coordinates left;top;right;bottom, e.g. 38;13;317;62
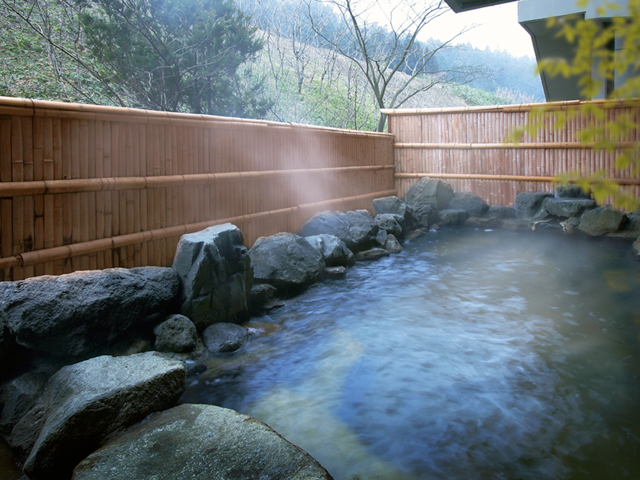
72;404;333;480
543;198;596;217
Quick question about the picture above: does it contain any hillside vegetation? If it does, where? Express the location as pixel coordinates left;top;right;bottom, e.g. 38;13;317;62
0;0;543;131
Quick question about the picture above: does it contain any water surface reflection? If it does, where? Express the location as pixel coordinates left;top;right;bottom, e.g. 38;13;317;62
181;228;640;480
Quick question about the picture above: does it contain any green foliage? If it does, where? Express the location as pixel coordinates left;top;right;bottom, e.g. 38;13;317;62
509;0;640;210
77;0;271;117
0;1;121;104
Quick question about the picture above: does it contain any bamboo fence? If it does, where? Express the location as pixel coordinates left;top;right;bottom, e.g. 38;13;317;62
384;99;640;207
0;97;395;281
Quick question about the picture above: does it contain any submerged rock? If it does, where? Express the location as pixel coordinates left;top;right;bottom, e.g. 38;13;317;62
172;224;252;331
72;404;333;480
325;266;347;279
202;323;248;354
466;216;502;228
405;178;453;210
13;352;185;480
355;248;390;261
578;205;627;236
0;267;180;358
249;233;325;294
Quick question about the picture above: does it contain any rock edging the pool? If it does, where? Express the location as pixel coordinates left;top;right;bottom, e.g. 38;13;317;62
0;177;638;479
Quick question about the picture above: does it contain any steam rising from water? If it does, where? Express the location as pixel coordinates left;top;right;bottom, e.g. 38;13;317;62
181;229;640;480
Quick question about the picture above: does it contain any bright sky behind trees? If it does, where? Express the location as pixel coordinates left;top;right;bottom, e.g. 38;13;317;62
427;2;535;58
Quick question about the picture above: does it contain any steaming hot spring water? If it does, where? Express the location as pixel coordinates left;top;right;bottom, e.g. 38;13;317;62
180;228;640;480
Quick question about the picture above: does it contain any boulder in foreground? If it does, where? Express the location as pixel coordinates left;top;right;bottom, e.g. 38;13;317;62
0;267;180;357
72;403;334;480
249;233;325;295
172;224;252;331
14;352;185;480
578;205;627;236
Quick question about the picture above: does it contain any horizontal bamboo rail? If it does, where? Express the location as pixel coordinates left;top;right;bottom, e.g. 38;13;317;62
395;142;637;150
0;166;394;198
395;173;640;185
381;98;640;116
0;189;396;270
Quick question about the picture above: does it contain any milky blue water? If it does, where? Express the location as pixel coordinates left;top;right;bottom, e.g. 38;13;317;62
180;228;640;480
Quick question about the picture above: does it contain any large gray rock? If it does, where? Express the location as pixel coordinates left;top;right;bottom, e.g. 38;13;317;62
299;210;378;252
153;314;197;353
374;214;403;237
404;178;454;210
633;236;640;257
172;224;252;331
249;233;325;294
438;209;470;226
202;323;248;354
578;205;627;236
12;352;185;479
410;202;439;228
515;192;553;219
372;196;407;217
543;198;596;218
486;205;516;219
72;403;333;480
448;192;489;217
305;234;356;267
0;267;180;357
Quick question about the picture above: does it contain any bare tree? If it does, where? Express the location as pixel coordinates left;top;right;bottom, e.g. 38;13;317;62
305;0;484;131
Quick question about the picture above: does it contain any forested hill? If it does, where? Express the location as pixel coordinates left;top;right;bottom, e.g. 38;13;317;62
0;0;543;132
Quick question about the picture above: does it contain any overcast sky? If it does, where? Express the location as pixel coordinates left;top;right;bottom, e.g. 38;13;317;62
427;2;536;58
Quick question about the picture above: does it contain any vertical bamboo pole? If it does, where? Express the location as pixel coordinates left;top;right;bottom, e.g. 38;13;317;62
125;124;135;267
87;120;97;270
0;117;12;280
43;117;54;274
103;121;113;268
145;123;154;267
118;123;128;267
158;123;167;266
69;119;81;271
95;120;105;270
33;116;45;277
111;121;120;268
21;117;35;278
78;119;90;271
11;116;25;280
139;123;148;267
